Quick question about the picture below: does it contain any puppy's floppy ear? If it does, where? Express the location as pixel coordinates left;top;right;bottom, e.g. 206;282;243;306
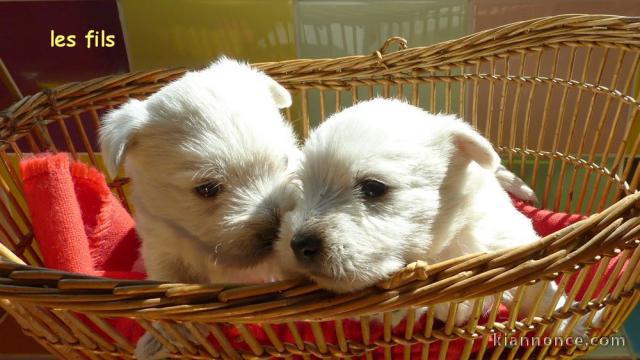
99;99;148;177
211;56;291;108
265;77;292;109
448;120;500;171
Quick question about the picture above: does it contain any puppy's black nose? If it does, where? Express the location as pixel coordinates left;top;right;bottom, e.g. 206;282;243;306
291;234;322;262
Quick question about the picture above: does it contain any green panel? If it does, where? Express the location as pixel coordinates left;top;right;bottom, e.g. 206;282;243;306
296;0;468;58
296;0;470;127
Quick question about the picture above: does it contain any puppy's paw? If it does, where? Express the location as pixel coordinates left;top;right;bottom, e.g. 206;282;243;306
570;307;606;338
135;332;170;360
433;300;476;326
495;165;538;203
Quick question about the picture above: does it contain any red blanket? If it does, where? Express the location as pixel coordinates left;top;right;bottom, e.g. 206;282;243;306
19;153;621;359
20;153;142;277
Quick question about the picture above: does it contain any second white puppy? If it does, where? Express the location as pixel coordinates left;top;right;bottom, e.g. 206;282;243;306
276;98;560;325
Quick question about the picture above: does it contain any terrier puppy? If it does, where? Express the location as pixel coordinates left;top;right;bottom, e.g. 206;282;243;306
275;98;565;326
100;58;300;358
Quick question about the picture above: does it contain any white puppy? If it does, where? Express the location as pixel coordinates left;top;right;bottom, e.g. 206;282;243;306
276;98;567;326
100;58;300;358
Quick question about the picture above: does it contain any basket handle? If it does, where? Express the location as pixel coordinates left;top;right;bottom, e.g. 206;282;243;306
377;36;408;54
373;37;408;69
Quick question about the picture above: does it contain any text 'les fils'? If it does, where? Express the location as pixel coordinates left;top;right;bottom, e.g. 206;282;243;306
50;30;115;48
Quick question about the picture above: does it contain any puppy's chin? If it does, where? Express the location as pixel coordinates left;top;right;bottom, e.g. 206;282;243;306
295;269;387;293
276;242;406;293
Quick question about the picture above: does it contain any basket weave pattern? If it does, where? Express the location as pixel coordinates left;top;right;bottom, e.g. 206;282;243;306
0;14;640;359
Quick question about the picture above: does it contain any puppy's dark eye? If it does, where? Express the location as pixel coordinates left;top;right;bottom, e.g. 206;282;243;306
360;179;387;198
194;182;222;198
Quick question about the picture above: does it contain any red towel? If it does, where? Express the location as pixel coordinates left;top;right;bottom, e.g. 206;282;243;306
20;153;147;345
511;198;586;237
512;199;627;301
218;307;511;359
19;153;624;358
20;153;143;277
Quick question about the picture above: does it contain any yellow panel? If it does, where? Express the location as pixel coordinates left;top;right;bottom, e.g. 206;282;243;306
118;0;296;71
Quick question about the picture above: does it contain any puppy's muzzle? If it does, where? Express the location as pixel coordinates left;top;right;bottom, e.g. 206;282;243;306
216;210;282;267
291;233;322;264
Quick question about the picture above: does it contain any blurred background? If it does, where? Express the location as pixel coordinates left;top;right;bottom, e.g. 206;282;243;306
1;0;640;358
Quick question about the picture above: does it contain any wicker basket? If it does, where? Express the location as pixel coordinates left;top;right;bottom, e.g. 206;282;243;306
1;14;640;360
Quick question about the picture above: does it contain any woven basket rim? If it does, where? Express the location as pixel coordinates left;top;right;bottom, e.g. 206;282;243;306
0;189;638;322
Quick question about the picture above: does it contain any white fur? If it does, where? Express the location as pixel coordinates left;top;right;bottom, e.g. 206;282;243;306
276;98;579;327
99;58;300;359
496;164;538;203
277;98;539;292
